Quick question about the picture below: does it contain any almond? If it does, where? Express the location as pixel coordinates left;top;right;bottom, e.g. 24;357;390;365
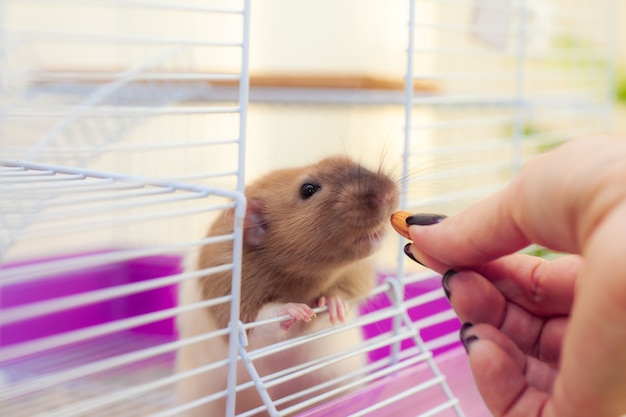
390;211;413;240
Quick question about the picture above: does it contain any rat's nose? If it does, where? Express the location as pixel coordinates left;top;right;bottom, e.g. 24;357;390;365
374;190;394;205
361;188;394;210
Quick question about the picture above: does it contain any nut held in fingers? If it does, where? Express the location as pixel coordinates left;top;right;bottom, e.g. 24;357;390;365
390;211;413;240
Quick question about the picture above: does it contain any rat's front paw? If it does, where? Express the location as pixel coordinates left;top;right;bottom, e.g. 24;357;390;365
317;295;348;324
278;303;316;331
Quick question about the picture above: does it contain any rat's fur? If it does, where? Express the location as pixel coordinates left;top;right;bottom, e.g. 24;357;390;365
176;156;398;416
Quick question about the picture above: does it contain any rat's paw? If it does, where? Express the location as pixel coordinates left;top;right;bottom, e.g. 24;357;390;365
317;295;348;324
278;303;315;331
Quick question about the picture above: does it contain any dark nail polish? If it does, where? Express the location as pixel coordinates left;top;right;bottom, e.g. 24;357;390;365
441;269;456;300
461;335;478;353
406;213;447;226
403;243;425;266
460;322;473;334
459;322;477;353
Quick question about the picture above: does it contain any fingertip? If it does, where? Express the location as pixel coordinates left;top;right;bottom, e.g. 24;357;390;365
405;213;448;226
459;322;476;353
467;338;525;414
446;270;507;327
441;269;457;300
403;240;449;274
467;336;549;417
403;243;424;265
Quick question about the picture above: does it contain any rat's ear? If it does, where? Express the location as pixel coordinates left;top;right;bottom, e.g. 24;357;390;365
243;198;267;248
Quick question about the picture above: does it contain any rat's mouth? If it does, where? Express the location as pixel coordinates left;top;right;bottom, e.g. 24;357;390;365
370;227;386;243
355;226;387;252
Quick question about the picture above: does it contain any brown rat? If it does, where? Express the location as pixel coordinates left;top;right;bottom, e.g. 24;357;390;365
176;156;398;416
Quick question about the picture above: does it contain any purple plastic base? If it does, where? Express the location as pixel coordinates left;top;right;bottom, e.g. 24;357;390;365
1;251;487;416
2;253;457;355
360;275;462;361
298;347;489;417
0;251;182;347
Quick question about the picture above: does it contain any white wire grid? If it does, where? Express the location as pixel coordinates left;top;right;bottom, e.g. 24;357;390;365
0;159;248;417
399;0;615;216
0;0;249;187
0;0;616;416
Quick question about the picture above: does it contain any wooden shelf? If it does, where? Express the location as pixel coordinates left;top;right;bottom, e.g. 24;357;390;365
32;70;441;105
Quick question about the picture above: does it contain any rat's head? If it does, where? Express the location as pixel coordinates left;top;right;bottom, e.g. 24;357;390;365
242;156;399;273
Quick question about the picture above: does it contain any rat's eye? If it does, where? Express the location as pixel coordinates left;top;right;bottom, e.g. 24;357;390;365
300;183;321;200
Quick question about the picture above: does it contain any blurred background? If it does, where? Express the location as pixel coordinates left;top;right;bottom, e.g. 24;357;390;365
1;0;620;263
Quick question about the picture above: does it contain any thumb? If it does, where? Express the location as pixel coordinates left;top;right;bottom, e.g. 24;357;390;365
405;181;531;274
406;136;626;273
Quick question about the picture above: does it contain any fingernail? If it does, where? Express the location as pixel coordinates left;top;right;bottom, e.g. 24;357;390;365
459;322;478;353
441;269;456;300
406;213;447;226
403;243;425;266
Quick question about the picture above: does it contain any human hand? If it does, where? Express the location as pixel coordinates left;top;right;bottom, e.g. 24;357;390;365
403;136;626;417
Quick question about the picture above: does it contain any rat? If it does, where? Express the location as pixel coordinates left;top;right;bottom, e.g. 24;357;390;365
176;156;399;416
